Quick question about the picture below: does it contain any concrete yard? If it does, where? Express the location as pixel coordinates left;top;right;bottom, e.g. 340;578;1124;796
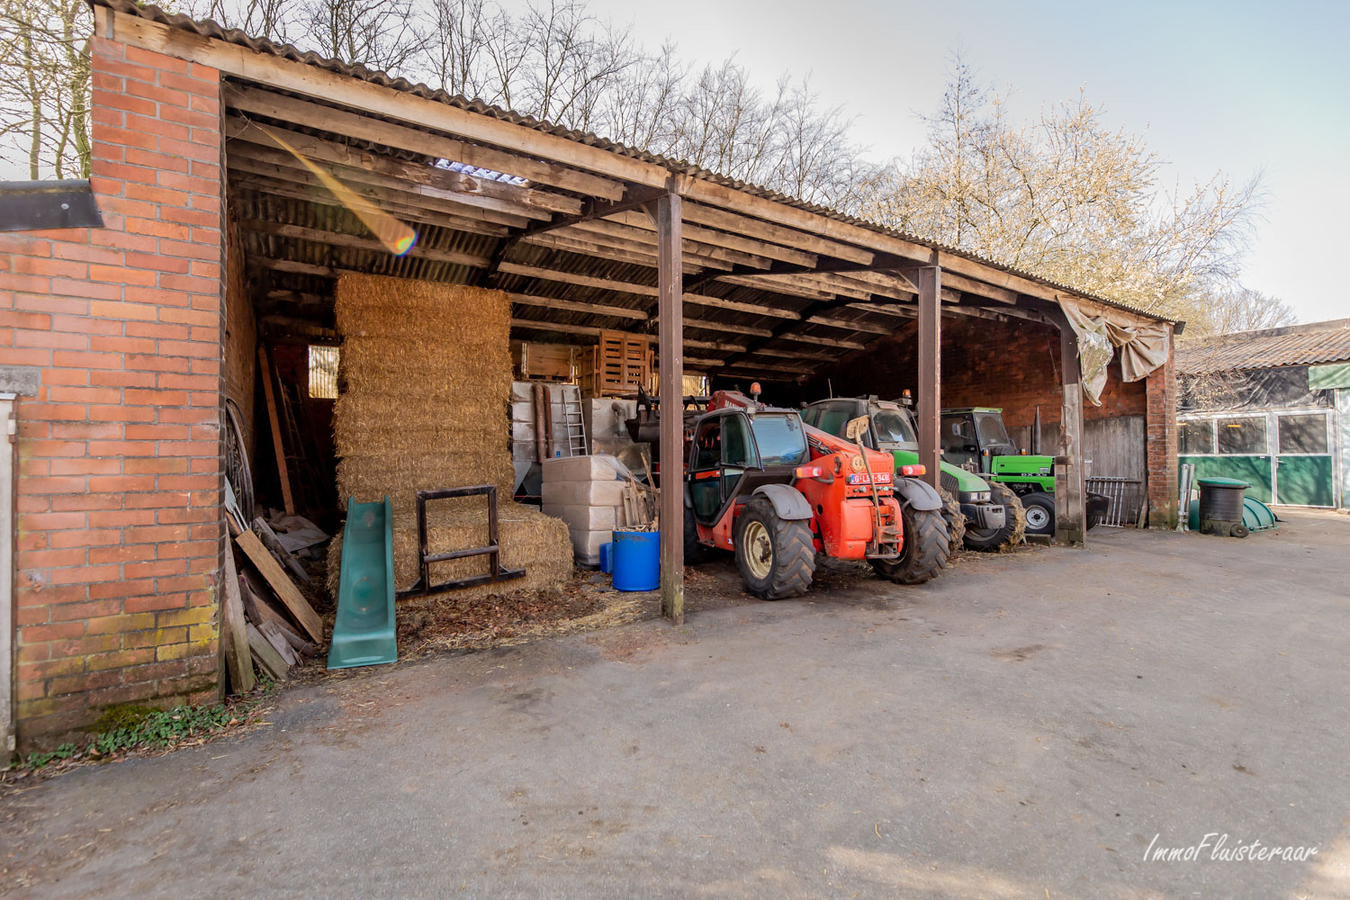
3;511;1348;899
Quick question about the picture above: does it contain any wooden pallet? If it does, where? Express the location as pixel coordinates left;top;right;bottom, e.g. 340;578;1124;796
578;330;651;398
512;340;575;382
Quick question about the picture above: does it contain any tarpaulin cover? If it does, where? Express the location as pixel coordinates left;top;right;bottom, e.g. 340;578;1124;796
1058;298;1172;406
1309;363;1350;391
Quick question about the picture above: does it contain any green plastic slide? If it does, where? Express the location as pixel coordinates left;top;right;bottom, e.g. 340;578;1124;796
327;495;398;670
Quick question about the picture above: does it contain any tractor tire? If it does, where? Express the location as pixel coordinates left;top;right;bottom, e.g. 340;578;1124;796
733;496;815;600
1021;491;1056;537
964;483;1027;552
872;503;950;585
684;504;711;564
937;487;966;557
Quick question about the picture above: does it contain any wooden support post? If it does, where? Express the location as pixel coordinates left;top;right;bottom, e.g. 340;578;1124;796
257;344;295;515
916;265;942;491
1054;316;1087;546
650;192;684;625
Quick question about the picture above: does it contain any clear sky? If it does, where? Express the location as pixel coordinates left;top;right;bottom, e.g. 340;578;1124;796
584;0;1350;324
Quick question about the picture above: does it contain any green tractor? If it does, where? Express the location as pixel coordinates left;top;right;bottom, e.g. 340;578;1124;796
940;407;1109;537
804;396;1026;554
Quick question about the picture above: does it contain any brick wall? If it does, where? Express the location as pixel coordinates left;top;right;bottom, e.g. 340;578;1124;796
806;316;1146;427
0;37;224;748
1145;343;1179;528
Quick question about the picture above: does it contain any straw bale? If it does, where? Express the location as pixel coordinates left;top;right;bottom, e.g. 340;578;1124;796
331;273;571;600
327;500;572;603
334;273;518;506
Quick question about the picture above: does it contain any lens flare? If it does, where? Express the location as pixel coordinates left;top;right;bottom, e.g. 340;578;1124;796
253;123;418;256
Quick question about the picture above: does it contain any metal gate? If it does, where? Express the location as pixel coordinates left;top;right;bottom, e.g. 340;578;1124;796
1085;476;1144;527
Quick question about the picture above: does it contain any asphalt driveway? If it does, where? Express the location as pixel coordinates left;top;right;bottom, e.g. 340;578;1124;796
3;510;1348;899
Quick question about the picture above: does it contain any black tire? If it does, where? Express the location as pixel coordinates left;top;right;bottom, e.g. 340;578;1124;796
684;504;712;564
733;496;815;600
872;503;950;585
937;487;966;557
1021;491;1056;537
964;483;1027;552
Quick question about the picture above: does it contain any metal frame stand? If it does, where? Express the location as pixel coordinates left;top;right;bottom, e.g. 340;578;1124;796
395;485;526;599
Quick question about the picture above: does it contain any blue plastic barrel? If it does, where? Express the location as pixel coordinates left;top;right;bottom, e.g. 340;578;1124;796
611;530;659;591
599;542;614;574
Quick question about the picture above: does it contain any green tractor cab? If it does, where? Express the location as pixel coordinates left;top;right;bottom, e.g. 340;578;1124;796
940;407;1109;537
805;396;1026;553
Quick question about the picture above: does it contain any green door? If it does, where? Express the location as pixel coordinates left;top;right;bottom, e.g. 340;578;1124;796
1180;455;1273;503
1275;412;1335;507
1178;414;1273;503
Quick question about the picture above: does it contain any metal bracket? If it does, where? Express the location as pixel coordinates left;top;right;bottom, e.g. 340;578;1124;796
395;485;526;598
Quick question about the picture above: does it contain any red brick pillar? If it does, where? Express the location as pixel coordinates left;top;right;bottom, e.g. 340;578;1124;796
1145;338;1178;528
0;36;224;748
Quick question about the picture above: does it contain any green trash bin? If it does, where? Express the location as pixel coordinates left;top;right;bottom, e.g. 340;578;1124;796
1197;477;1250;538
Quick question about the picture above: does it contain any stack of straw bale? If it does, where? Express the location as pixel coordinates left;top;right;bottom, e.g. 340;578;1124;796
328;274;571;601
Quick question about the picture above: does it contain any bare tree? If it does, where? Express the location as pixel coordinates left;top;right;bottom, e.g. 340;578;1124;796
1188;285;1296;338
422;0;488;98
297;0;427;72
192;0;291;42
0;0;91;179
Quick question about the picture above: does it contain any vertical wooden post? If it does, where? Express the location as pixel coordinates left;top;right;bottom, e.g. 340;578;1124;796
257;344;295;516
1054;317;1087;545
651;192;684;624
916;265;942;491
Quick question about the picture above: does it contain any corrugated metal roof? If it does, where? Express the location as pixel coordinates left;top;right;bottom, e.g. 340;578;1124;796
95;0;1176;327
1176;319;1350;375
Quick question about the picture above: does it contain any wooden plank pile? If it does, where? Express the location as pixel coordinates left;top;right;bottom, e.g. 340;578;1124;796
222;499;324;688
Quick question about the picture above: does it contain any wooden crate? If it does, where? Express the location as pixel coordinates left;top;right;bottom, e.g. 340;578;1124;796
511;340;575;382
578;330;652;398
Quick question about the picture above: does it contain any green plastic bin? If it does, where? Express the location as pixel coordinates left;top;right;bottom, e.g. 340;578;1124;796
1188;492;1279;534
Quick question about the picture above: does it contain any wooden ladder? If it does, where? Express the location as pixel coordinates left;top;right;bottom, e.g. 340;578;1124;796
560;385;587;457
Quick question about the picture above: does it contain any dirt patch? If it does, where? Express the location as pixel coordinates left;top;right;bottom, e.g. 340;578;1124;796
392;574;649;654
991;643;1048;662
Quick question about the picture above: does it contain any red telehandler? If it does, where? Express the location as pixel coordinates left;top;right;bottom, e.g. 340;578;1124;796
628;385;949;599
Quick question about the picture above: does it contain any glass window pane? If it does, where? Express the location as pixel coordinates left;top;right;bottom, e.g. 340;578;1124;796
750;414;807;466
1217;417;1266;455
941;415;975;452
1178;421;1214;455
1278;414;1329;454
695;419;721;469
723;415;753;467
817;404;852;437
975;413;1011;446
873;410;917;445
308;345;339;399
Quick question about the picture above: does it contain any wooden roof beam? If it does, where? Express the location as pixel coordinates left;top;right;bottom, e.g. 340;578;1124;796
222;82;625;200
227;155;534;228
239;219;490;267
225;117;584;216
229;174;511;236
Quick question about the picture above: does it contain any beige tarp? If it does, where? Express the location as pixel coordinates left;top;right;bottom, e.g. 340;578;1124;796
1058;297;1171;406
